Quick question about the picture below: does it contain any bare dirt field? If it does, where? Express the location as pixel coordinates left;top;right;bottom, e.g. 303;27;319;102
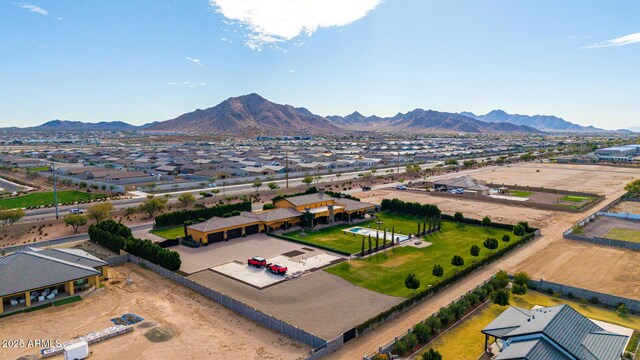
0;263;310;360
188;269;403;339
610;200;640;214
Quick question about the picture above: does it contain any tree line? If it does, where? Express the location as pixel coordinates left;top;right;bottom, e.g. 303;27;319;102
89;220;181;271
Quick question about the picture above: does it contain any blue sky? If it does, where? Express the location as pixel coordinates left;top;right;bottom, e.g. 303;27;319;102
0;0;638;129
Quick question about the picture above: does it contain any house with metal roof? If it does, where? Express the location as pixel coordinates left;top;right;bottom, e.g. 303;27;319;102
482;304;628;360
0;247;108;314
433;176;491;196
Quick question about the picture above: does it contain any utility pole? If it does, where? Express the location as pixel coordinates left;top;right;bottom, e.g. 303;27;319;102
52;162;59;219
285;150;289;189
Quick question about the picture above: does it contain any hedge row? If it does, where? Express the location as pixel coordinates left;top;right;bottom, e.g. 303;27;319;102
268;233;352;257
155;201;251;227
381;198;441;217
389;272;510;357
355;230;537;333
89;221;181;271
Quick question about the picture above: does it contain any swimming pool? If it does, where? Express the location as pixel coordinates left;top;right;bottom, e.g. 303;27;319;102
343;226;410;243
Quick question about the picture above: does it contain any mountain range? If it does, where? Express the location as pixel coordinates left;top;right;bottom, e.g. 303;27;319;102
17;93;614;135
459;110;603;132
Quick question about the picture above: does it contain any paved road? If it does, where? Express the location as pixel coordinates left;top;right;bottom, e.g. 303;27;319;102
2;222;154;254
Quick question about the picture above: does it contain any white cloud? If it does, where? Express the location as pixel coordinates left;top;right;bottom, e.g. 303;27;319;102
186;57;204;67
170;81;206;88
210;0;381;50
21;4;48;15
586;32;640;48
287;69;295;73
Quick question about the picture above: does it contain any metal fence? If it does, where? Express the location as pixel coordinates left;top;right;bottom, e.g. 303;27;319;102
107;254;328;354
528;279;640;312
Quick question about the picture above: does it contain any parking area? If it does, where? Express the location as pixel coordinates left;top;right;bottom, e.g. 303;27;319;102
173;233;341;275
212;252;343;289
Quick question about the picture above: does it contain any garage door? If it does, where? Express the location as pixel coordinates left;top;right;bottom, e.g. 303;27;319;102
245;224;259;235
207;232;224;244
227;227;243;240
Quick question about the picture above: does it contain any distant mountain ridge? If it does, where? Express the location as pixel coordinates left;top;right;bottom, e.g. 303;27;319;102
30;120;138;131
328;109;540;133
14;94;614;135
460;110;604;132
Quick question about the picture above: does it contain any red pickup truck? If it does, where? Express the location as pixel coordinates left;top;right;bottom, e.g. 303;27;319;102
248;256;267;268
266;263;288;275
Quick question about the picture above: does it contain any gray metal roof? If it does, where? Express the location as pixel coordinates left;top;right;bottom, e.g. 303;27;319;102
32;248;107;268
496;338;569;360
334;198;375;212
0;250;100;297
483;305;628;360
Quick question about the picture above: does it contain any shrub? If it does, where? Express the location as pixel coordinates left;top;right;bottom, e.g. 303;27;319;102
590;296;600;305
451;255;464;266
413;322;431;343
421;348;443;360
405;273;420;290
513;271;530;286
491;289;510;306
453;212;464;222
263;203;276;210
155;201;251;227
617;304;630;318
483;237;498;250
512;283;527;295
502;234;511;242
394;339;408;356
482;216;491;227
513;224;525;236
432;264;444;277
372;355;389;360
470;245;480;257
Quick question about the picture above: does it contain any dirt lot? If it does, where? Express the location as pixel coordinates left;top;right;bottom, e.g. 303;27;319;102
188;269;403;339
610;200;640;214
0;263;310;360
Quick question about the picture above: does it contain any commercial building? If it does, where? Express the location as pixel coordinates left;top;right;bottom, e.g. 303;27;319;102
595;146;638;162
0;248;108;314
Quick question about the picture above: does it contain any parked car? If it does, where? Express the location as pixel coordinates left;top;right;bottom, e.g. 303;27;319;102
361;186;372;191
395;185;407;190
247;256;267;268
266;263;287;275
69;209;84;214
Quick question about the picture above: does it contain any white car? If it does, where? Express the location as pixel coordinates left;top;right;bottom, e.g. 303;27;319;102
69;209;84;214
395;185;407;190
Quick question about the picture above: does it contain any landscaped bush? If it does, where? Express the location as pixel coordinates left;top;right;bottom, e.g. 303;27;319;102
380;198;441;218
405;273;420;289
491;289;510;306
513;224;525;236
470;245;480;256
483;237;498;250
451;255;464;266
155;201;251;227
263;203;276;210
453;212;464;222
432;264;444;277
421;348;443;360
512;283;527;295
513;271;530;287
502;234;511;242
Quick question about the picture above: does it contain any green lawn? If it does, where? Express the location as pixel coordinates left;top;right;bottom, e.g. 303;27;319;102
509;190;533;197
323;213;519;297
424;290;640;360
0;190;106;209
560;195;592;203
27;166;51;172
150;225;185;240
604;228;640;243
283;212;428;254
